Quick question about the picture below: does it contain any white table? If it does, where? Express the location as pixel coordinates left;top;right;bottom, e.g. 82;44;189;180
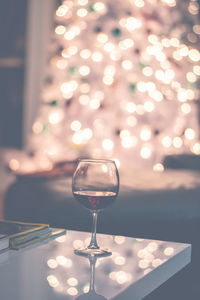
0;230;191;300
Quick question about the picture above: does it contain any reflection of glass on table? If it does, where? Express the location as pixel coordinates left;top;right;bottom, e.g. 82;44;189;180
75;253;108;300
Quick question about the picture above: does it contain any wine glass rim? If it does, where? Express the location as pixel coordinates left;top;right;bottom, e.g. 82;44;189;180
78;158;115;164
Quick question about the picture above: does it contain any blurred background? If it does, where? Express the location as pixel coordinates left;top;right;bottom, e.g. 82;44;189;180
0;0;54;216
0;0;200;216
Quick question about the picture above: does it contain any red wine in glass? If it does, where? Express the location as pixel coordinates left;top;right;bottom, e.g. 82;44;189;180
73;190;117;211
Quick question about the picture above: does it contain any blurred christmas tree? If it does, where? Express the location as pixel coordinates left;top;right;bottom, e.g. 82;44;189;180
9;0;200;174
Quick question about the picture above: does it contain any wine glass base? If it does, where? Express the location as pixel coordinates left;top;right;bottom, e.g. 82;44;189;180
74;248;112;258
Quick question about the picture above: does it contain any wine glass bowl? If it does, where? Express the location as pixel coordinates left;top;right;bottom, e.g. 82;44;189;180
72;159;119;257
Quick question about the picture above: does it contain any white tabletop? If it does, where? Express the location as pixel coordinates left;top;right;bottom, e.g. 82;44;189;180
0;230;191;300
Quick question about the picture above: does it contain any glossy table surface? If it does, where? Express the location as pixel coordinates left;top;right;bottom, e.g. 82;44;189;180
0;230;191;300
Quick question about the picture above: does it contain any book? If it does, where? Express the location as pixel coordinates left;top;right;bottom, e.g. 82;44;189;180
12;228;67;250
0;220;65;250
0;249;9;264
0;234;9;252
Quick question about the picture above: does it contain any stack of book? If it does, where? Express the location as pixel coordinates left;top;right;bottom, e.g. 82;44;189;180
0;220;66;251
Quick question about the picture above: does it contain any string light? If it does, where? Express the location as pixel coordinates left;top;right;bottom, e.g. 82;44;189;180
71;120;82;131
97;33;108;43
67;46;78;56
126;116;137;127
32;121;43;134
56;5;69;17
184;128;195;140
103;75;114;85
79;65;90;76
162;136;172;148
144;101;155;112
56;59;68;70
125;17;142;31
13;0;200;173
55;25;66;35
67;287;78;296
140;128;152;141
134;0;145;8
173;137;183;148
188;1;199;15
193;65;200;75
48;110;64;124
143;66;153;77
153;163;164;172
188;49;200;62
83;128;93;139
126;102;136;113
102;139;114;151
140;145;152;159
92;51;103;62
79;95;90;105
121;139;133;151
181;103;191;114
9;159;20;171
192;143;200;154
72;132;83;145
193;25;200;35
122;60;133;70
77;8;88;17
186;72;196;82
90;98;101;109
93;2;106;13
80;49;91;59
104;42;115;52
78;0;88;5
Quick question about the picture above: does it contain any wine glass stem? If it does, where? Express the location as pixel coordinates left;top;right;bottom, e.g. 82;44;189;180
88;211;99;249
89;256;96;292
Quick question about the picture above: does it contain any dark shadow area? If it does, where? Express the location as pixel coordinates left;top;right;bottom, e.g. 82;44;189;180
0;0;27;148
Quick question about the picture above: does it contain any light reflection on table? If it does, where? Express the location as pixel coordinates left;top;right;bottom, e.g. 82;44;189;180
0;230;191;300
43;230;190;299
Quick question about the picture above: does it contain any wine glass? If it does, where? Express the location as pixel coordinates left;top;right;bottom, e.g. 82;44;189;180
72;158;119;257
75;254;108;300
